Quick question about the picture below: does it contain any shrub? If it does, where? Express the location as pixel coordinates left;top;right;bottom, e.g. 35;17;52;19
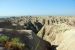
0;35;9;43
11;37;25;50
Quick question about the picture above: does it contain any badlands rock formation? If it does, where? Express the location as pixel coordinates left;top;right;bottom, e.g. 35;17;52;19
37;23;75;50
0;16;75;50
0;16;75;32
0;28;52;50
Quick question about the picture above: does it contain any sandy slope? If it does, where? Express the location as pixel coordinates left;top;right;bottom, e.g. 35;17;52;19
37;23;75;50
57;29;75;50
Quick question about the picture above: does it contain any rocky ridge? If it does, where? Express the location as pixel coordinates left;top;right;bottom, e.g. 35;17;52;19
0;16;75;50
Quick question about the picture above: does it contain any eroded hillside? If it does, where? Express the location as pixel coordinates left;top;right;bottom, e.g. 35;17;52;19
0;16;75;50
0;16;75;32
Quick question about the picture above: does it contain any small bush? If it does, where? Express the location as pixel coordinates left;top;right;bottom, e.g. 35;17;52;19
11;37;25;50
0;35;9;43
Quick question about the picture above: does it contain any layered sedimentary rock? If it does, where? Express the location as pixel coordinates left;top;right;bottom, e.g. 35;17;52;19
0;16;75;50
0;28;51;50
37;23;75;50
0;16;75;33
6;16;75;25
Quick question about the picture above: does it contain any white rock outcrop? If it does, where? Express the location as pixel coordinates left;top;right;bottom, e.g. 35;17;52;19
37;23;75;50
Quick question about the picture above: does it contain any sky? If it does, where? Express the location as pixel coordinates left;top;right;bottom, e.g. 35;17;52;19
0;0;75;17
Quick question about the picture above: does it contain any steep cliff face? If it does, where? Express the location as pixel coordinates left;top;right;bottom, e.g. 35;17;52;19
0;16;75;50
37;24;71;44
0;28;52;50
8;16;75;26
37;23;75;50
6;16;75;25
1;16;75;33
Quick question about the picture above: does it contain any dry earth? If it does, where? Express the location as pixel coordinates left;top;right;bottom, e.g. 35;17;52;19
0;16;75;50
37;23;75;50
